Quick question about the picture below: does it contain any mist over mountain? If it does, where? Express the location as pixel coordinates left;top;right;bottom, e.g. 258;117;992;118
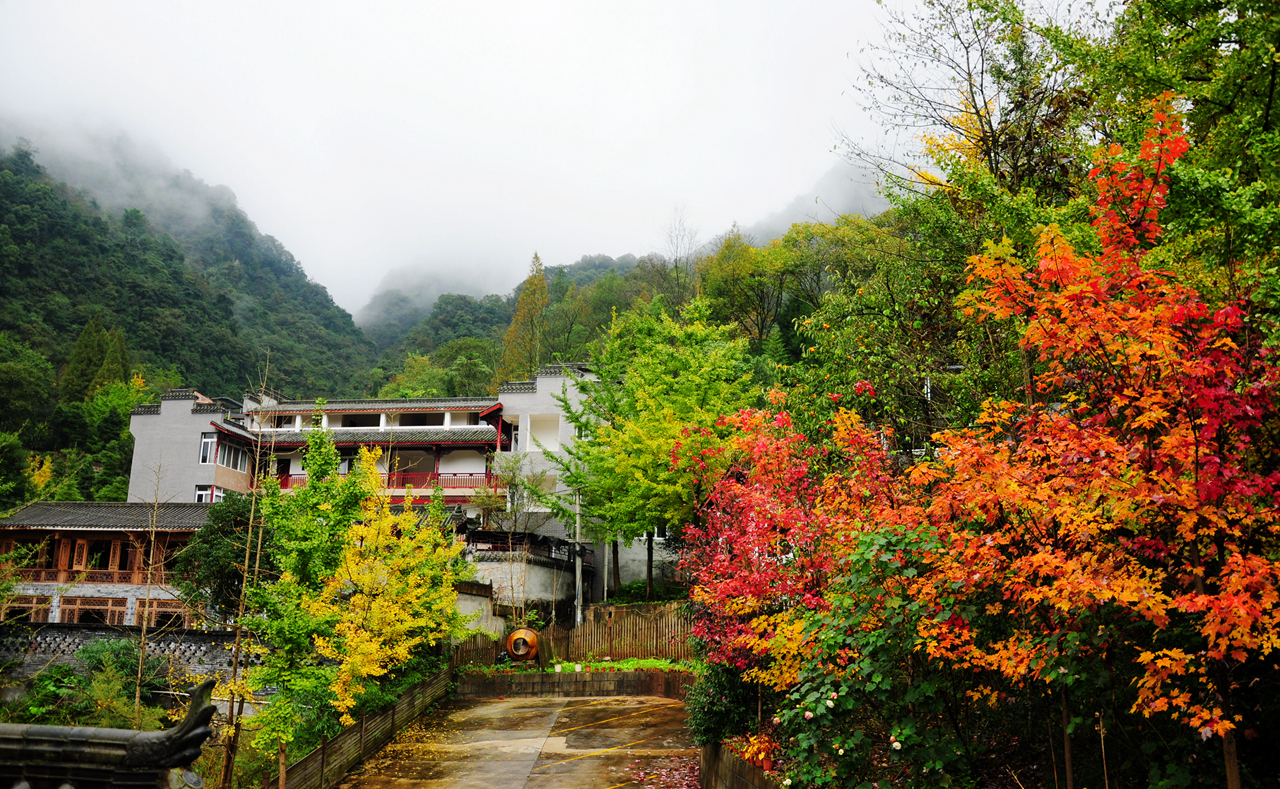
738;161;889;243
357;252;641;354
0;121;375;398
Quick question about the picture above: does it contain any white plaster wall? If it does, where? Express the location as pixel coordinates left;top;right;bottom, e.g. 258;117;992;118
439;450;486;473
473;559;576;605
455;591;504;636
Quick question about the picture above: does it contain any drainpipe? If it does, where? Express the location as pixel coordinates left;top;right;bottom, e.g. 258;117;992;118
574;489;582;627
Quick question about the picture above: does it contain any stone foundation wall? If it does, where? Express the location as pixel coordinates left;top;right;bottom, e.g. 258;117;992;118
700;742;783;789
456;669;695;699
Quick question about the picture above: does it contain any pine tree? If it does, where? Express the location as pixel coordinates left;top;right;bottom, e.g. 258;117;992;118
89;329;129;396
494;254;549;386
60;317;107;403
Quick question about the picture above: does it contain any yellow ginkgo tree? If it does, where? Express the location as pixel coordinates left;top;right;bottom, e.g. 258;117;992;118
308;448;474;724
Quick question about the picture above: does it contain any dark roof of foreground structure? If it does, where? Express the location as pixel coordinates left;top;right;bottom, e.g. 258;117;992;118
0;502;212;532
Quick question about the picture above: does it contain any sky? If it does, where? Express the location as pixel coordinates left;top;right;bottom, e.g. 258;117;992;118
0;1;888;313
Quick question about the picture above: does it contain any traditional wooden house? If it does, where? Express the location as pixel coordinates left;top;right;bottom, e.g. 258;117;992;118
0;501;206;626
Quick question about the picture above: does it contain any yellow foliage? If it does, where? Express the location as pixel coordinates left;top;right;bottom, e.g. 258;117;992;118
308;448;474;724
743;611;821;691
26;454;52;491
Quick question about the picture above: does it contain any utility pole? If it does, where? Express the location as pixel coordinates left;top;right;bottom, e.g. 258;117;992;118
574;489;582;627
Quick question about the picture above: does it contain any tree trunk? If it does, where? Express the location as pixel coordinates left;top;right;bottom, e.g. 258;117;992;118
1061;690;1074;789
277;740;286;789
1224;728;1241;789
646;530;654;600
611;541;620;593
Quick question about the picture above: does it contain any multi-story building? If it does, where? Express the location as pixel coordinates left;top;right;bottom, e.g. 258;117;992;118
108;366;671;611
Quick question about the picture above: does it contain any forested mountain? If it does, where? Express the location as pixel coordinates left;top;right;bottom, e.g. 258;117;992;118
5;137;376;398
0;143;255;395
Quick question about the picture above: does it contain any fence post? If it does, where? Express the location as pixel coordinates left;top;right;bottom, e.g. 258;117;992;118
359;712;367;758
262;771;270;789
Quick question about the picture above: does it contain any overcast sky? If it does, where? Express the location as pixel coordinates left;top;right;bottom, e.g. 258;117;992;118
0;1;887;312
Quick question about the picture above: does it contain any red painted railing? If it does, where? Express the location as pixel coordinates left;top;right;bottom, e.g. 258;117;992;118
275;472;504;491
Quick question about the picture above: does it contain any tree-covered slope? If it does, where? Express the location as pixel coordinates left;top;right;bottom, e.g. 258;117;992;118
0;140;374;398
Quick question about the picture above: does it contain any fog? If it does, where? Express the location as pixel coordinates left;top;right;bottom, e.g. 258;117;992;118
0;1;888;314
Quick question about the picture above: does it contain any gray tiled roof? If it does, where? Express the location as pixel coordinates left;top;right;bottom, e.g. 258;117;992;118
497;381;536;394
0;502;211;532
248;426;500;447
250;397;499;414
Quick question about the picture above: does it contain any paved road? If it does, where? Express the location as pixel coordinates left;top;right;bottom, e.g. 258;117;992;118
342;696;695;789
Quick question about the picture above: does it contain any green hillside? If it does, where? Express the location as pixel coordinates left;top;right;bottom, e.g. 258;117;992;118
0;140;375;399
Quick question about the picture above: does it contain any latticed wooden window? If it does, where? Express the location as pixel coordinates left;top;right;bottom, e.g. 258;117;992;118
2;596;52;623
57;597;128;625
137;598;191;629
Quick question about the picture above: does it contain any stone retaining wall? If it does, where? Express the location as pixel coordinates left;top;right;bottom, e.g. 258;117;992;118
700;742;783;789
456;669;695;699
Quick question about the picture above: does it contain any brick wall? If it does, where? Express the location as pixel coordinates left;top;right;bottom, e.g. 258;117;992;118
455;669;695;699
700;742;783;789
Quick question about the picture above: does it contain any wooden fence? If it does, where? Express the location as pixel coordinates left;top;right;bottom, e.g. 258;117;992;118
453;601;695;666
263;601;693;789
263;667;451;789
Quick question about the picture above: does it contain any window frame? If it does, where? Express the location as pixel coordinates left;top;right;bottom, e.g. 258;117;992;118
199;433;217;464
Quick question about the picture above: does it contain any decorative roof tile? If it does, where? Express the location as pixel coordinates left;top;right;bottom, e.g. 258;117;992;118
497;381;536;394
248;397;499;415
0;502;211;532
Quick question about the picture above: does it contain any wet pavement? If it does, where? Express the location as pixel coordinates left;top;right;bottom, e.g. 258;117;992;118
342;696;695;789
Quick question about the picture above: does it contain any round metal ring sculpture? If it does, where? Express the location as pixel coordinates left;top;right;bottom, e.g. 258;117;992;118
506;628;539;661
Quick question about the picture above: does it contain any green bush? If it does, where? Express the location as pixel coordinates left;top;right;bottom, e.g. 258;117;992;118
683;662;757;746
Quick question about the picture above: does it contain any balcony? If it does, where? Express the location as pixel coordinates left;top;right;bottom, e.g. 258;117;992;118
273;472;505;493
17;568;167;585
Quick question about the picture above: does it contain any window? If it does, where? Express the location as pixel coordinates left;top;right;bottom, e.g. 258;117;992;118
213;488;225;503
199;433;216;464
217;442;249;473
195;485;213;503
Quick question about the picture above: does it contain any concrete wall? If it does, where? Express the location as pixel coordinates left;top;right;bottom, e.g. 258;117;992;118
472;555;578;606
128;394;221;503
440;450;486;473
455;587;504;637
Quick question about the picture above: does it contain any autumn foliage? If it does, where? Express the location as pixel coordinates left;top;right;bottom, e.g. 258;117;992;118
683;96;1280;787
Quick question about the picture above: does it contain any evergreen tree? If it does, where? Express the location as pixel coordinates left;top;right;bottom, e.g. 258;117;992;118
494;254;549;386
0;334;54;437
60;316;107;403
89;329;129;396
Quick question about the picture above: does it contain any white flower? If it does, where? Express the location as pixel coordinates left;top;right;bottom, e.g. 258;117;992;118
783;780;792;787
892;741;902;750
838;748;845;755
826;699;835;708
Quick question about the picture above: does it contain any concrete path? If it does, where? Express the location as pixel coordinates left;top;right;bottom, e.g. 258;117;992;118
342;696;696;789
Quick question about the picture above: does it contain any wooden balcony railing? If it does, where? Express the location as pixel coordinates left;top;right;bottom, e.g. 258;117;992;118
17;568;167;585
